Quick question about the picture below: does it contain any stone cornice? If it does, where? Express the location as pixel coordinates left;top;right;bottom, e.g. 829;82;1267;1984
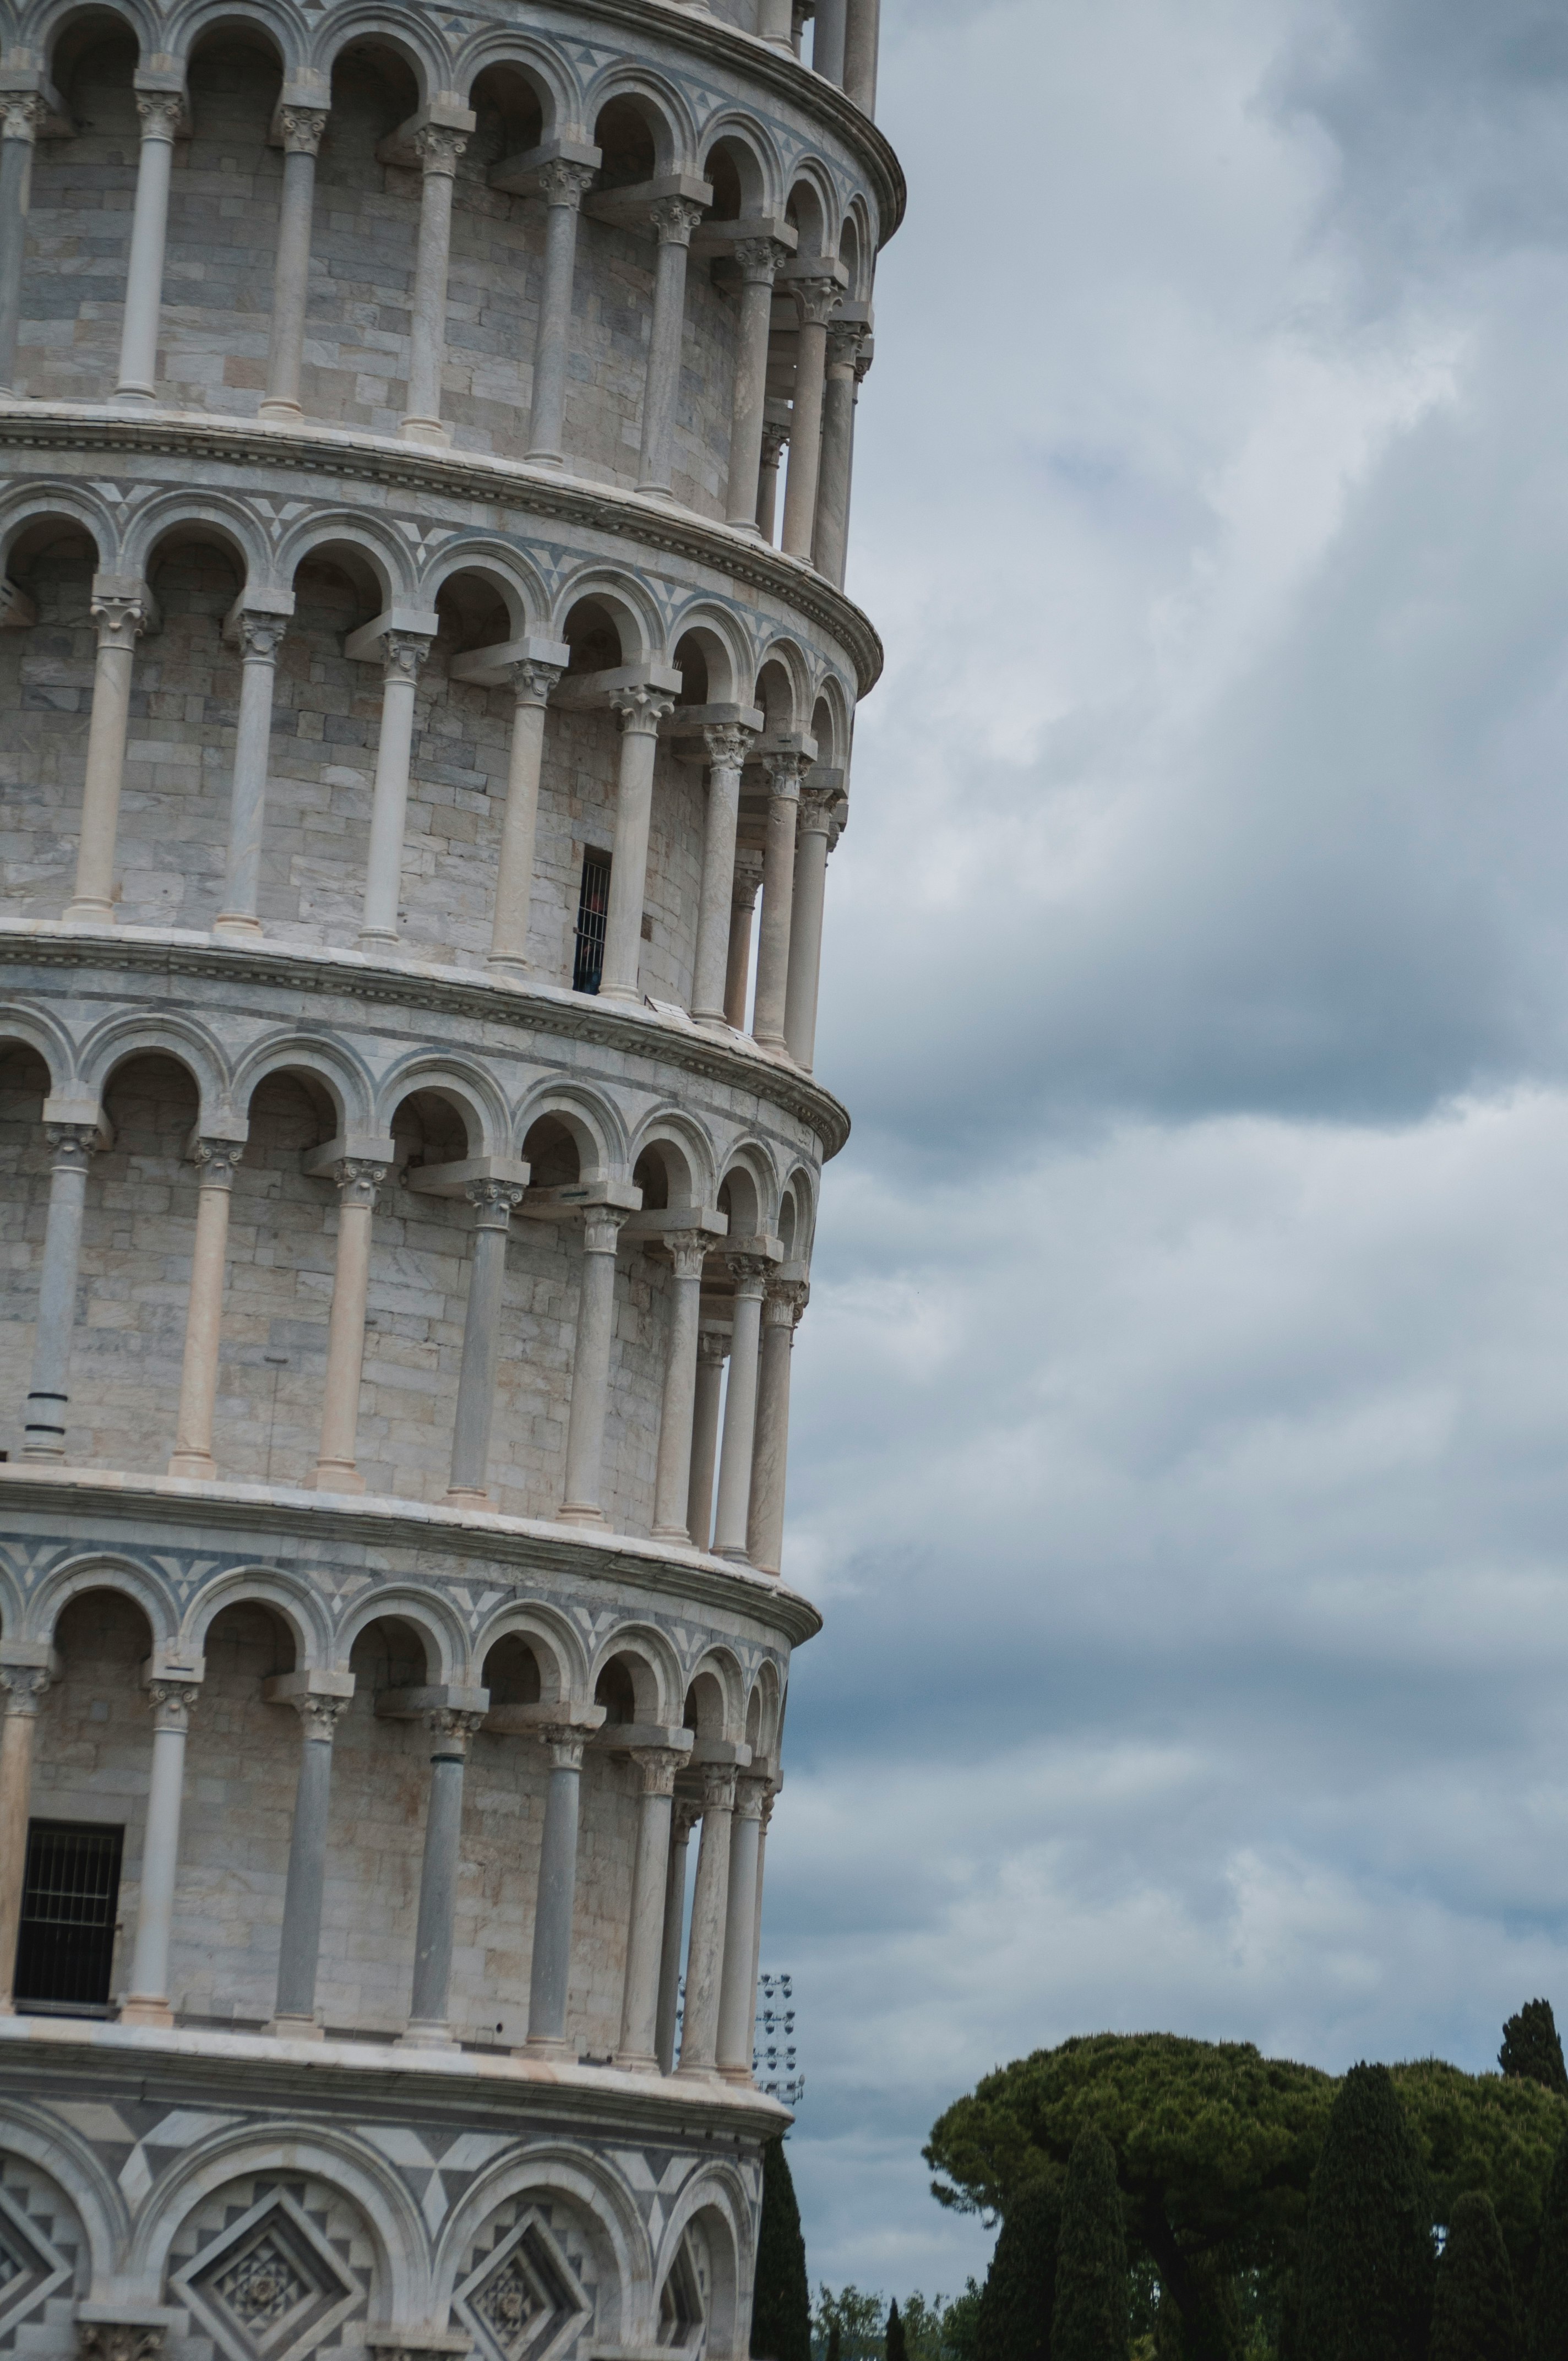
0;1465;827;1647
0;922;852;1160
0;406;885;697
562;0;906;242
0;2011;792;2138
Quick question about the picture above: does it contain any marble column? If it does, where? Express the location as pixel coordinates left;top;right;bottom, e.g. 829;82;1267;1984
749;1784;775;2034
687;1326;728;1549
113;89;183;404
756;422;789;544
713;1256;769;1560
259;106;328;423
523;1728;586;2053
716;1775;767;2079
401;124;467;445
618;1747;687;2070
781;276;841;561
23;1122;98;1462
270;1693;348;2037
757;0;795;45
167;1139;243;1479
358;630;431;949
559;1209;630;1524
637;198;706;496
599;686;675;1002
843;0;881;113
783;784;837;1070
652;1236;711;1538
214;611;286;940
63;587;149;925
311;1157;386;1493
677;1765;736;2076
656;1793;701;2074
121;1679;198;2027
487;660;563;973
813;0;848;81
726;240;786;529
692;725;753;1026
446;1178;525;1505
402;1707;483;2045
752;753;806;1049
814;319;864;587
527;161;595;465
0;1668;50;2010
724;847;765;1029
748;1279;807;1576
0;94;47;396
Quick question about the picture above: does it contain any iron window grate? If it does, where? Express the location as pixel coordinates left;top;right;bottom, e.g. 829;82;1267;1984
573;850;611;995
14;1820;123;2011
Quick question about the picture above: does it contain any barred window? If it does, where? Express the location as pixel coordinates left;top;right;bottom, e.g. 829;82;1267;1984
573;849;611;994
14;1820;123;2012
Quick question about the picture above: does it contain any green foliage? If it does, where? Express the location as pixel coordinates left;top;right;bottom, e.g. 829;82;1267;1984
1394;2059;1568;2305
1502;2008;1568;2103
1052;2130;1129;2361
828;2331;842;2361
888;2304;908;2361
815;2290;889;2361
975;2180;1061;2361
1297;2063;1435;2361
753;2141;811;2361
935;2284;984;2361
812;2291;980;2361
1432;2190;1522;2361
1528;2131;1568;2361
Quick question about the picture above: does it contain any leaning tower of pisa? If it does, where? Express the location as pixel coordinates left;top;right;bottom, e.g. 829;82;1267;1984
0;0;897;2347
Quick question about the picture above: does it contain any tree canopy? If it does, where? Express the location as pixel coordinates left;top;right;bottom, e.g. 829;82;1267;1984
1502;2008;1568;2103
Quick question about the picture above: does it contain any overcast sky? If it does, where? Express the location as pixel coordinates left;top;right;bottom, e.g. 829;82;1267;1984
761;0;1568;2299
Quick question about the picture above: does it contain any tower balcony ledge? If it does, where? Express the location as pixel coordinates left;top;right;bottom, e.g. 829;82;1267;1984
0;1462;824;1645
0;2006;793;2137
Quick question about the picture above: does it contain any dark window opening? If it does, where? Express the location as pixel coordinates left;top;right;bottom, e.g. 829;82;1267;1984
574;850;611;995
14;1820;123;2012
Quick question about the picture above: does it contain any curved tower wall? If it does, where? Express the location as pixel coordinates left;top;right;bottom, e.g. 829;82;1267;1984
0;0;897;2353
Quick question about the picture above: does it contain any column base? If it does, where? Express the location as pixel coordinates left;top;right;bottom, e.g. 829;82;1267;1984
596;983;641;1005
212;913;264;942
444;1485;493;1509
635;480;676;500
167;1450;216;1481
397;2020;459;2050
752;1029;791;1053
718;2064;755;2086
62;898;116;927
556;1503;606;1527
309;1460;366;1496
257;397;303;424
357;927;401;954
724;516;765;536
691;1007;734;1031
266;2012;325;2042
20;1442;66;1464
485;953;539;979
524;448;564;469
674;2059;721;2082
616;2049;661;2075
119;1996;174;2028
108;387;156;410
400;417;452;448
714;1544;751;1563
518;2033;572;2059
651;1522;695;1543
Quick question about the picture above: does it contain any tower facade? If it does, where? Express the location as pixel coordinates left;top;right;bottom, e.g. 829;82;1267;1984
0;0;897;2350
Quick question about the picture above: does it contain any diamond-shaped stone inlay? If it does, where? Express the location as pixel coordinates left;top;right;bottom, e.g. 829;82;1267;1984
179;2194;357;2361
0;2232;26;2293
458;2214;591;2361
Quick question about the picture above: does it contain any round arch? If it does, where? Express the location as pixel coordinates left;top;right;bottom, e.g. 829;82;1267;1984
25;1552;180;1651
682;1645;745;1743
752;637;813;735
587;1620;683;1725
374;1051;510;1157
716;1142;778;1241
668;602;751;709
0;487;115;580
28;0;153;79
0;1003;78;1100
432;2146;649;2336
124;493;272;592
582;64;695;176
699;113;782;219
472;1599;588;1706
628;1108;717;1210
77;1011;232;1134
514;1081;629;1183
335;1586;467;1684
179;1564;331;1669
0;2099;129;2290
453;30;575;130
310;8;442;100
168;0;301;77
551;566;665;666
275;512;412;607
230;1031;375;1136
654;2166;754;2361
419;540;551;637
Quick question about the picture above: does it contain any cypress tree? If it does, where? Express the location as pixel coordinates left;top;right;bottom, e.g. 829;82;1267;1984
887;2304;908;2361
1529;2130;1568;2360
974;2179;1062;2361
1501;2004;1568;2098
1296;2061;1435;2361
750;2140;810;2361
1432;2191;1522;2361
827;2330;842;2361
1050;2129;1129;2361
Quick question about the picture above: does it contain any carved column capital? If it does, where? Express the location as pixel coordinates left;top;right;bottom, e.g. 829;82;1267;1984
760;421;791;468
0;1667;50;1718
582;1206;630;1258
764;1277;809;1330
538;157;596;208
77;2327;167;2361
609;683;677;736
649;195;705;247
790;273;842;328
91;592;149;653
191;1137;243;1190
134;90;186;142
236;611;286;663
734;1774;769;1823
382;630;431;687
279;105;329;156
426;1706;486;1753
763;750;809;799
630;1745;689;1797
734;236;790;286
465;1177;525;1230
731;846;766;910
665;1234;712;1282
146;1680;198;1736
413;122;467;177
726;1253;772;1299
0;93;50;142
330;1158;387;1211
697;1326;730;1368
45;1121;99;1174
538;1728;588;1772
292;1693;350;1742
700;1764;738;1814
826;318;868;374
703;723;754;773
673;1793;704;1842
798;782;839;837
509;659;563;709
